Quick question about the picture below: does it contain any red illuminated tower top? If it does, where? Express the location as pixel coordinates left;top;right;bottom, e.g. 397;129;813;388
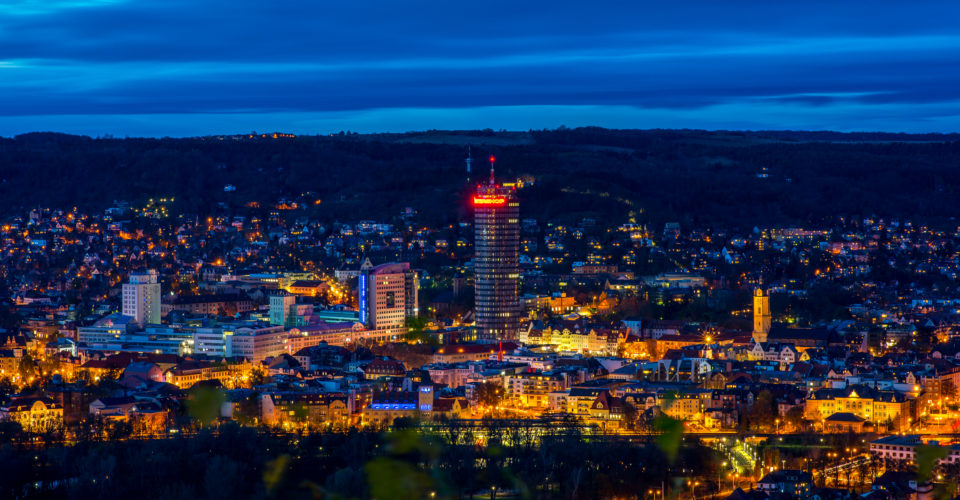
472;154;515;206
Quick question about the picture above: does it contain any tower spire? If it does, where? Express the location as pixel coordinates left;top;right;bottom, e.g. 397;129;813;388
489;155;496;185
465;146;472;174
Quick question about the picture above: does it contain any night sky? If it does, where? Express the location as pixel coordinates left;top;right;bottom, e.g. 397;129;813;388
2;1;960;137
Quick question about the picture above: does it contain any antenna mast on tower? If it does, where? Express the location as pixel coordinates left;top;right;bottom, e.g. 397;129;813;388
489;155;496;185
465;146;472;174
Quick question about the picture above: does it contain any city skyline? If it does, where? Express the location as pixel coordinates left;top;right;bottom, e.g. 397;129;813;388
3;2;960;498
3;135;960;498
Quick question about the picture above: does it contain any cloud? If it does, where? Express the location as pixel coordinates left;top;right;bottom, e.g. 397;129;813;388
1;1;960;134
0;0;126;16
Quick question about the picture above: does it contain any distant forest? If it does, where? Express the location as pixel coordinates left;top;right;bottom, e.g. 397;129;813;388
3;127;960;228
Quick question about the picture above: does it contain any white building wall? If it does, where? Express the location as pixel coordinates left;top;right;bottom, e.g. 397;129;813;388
122;270;161;325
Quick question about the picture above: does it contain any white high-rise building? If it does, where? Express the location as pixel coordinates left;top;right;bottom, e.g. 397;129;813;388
123;270;161;325
269;292;297;327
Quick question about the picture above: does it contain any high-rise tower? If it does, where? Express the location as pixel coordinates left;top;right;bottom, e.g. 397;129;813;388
359;262;419;337
752;287;771;343
123;269;161;325
473;156;520;340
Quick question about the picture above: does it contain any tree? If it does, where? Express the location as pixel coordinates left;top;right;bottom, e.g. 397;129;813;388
645;339;661;360
187;386;226;427
0;421;22;443
291;402;309;425
248;366;267;387
203;455;243;500
740;390;777;432
783;405;806;432
936;461;960;498
621;401;639;431
105;419;133;440
0;377;13;395
233;393;261;425
475;382;504;410
38;355;61;379
17;353;36;381
403;316;437;345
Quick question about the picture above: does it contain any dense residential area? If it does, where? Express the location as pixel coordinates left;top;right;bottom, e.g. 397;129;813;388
6;0;960;493
1;143;960;499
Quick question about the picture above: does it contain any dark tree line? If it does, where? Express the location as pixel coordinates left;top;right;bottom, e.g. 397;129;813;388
4;129;960;228
0;419;720;500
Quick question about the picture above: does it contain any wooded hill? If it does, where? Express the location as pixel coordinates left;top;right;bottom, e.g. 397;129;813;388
3;128;960;228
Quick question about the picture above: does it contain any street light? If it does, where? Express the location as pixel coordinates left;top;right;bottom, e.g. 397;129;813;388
718;465;725;495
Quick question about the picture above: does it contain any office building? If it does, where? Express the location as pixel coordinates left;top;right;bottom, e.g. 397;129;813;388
359;262;418;337
122;270;161;325
77;317;193;355
473;157;520;340
269;292;297;327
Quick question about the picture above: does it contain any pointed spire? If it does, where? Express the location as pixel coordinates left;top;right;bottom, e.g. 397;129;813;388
465;146;472;174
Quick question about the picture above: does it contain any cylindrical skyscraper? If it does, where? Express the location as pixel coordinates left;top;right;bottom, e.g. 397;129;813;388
473;156;520;341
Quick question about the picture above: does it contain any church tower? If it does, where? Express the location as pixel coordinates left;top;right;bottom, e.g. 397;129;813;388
752;287;771;343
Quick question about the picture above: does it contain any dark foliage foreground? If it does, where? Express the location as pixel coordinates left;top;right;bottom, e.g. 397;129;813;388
0;420;718;500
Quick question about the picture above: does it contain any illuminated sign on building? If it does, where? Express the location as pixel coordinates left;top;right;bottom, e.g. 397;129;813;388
419;385;433;412
472;196;507;206
359;274;367;324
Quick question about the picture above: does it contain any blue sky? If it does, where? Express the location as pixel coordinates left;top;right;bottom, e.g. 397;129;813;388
2;1;960;136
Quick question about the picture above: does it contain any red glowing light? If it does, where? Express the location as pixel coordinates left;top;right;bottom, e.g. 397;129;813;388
473;196;507;206
489;155;496;163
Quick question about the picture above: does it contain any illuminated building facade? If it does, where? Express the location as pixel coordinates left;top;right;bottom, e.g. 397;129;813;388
361;386;435;427
259;392;351;427
753;287;771;343
123;270;161;325
0;397;63;433
359;262;418;337
473;159;520;340
805;386;914;431
268;292;297;326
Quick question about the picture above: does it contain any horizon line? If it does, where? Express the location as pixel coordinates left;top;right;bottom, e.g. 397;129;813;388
7;126;960;141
